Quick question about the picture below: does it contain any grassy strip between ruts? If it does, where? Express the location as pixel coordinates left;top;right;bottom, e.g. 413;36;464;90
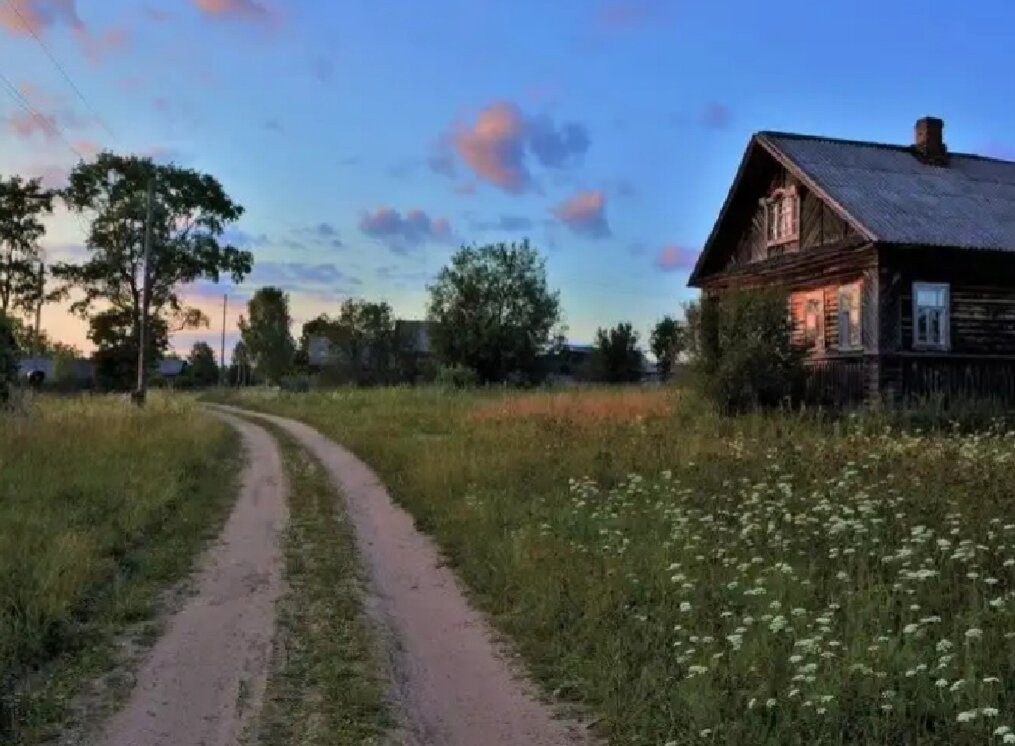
209;386;1015;746
248;421;391;746
0;394;241;745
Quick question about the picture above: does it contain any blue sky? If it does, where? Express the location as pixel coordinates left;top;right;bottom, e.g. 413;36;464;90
3;0;1015;358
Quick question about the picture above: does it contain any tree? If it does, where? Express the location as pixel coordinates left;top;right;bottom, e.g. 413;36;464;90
90;307;169;390
427;240;560;383
690;289;806;413
186;341;219;387
238;287;295;384
301;299;397;385
591;322;643;383
0;313;18;405
650;315;685;381
53;152;251;389
0;175;53;317
228;340;253;386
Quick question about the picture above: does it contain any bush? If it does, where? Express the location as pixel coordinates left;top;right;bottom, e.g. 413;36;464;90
689;290;806;413
435;364;479;389
0;314;19;407
279;374;313;392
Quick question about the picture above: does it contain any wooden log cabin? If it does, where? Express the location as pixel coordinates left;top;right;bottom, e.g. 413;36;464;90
688;117;1015;406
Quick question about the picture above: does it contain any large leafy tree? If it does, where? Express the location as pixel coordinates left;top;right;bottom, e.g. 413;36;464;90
53;152;251;379
302;299;397;385
186;341;220;387
0;175;53;317
591;322;643;383
90;307;169;390
650;315;685;381
239;286;295;384
427;240;560;383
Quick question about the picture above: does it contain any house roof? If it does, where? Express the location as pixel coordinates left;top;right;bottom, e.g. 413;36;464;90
759;132;1015;251
395;320;433;354
690;128;1015;285
157;358;187;377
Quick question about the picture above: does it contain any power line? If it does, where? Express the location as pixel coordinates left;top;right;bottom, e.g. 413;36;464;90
3;0;114;138
0;70;83;160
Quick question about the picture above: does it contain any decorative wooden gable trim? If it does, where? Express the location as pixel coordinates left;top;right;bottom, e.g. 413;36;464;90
688;135;877;288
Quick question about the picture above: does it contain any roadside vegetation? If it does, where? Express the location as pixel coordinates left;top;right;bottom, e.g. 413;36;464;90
212;385;1015;746
251;425;391;745
0;395;239;744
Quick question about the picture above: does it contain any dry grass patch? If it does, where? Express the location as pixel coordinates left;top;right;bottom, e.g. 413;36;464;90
467;387;676;425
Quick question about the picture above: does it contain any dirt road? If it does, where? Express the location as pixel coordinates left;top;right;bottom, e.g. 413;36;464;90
96;412;288;746
211;404;589;746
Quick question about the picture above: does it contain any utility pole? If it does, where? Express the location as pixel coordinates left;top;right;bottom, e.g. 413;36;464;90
33;261;43;360
134;177;155;407
220;293;227;386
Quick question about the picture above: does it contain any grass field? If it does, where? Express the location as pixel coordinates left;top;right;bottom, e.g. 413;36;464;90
0;394;239;744
252;425;391;745
211;385;1015;746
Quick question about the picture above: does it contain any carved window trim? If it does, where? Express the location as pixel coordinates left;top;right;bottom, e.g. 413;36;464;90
763;186;800;247
837;282;862;351
913;281;950;350
802;290;825;350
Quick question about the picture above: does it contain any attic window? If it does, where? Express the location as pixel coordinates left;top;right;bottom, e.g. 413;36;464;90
765;187;799;246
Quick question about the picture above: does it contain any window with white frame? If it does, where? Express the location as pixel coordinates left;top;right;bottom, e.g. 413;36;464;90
765;188;799;245
802;291;824;348
913;282;950;349
837;283;862;349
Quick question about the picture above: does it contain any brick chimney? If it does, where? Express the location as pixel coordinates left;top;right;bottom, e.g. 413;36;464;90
914;116;948;165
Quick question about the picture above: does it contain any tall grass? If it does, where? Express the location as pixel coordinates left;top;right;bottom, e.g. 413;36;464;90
0;394;239;743
212;386;1015;745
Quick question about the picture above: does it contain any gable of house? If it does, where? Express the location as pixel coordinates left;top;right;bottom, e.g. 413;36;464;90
691;126;1015;287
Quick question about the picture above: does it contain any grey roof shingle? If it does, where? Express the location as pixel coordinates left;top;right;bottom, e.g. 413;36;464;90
760;132;1015;251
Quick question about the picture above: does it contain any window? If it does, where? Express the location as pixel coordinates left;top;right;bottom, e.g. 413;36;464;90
802;291;824;348
913;282;950;349
837;283;861;350
765;188;799;245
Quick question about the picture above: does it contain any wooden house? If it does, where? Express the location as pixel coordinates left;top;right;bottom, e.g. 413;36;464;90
688;117;1015;405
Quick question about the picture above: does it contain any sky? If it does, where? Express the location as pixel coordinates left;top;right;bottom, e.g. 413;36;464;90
3;0;1015;360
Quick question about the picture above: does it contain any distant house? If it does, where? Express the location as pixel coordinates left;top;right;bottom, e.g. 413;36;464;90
689;116;1015;405
541;343;596;385
18;356;95;387
395;320;436;382
156;357;188;382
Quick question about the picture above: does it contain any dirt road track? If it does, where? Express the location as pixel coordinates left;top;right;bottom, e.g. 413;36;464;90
210;404;590;746
96;411;287;746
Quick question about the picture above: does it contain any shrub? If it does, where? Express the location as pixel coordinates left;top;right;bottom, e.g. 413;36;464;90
435;364;479;389
0;314;19;407
279;374;313;392
689;290;806;413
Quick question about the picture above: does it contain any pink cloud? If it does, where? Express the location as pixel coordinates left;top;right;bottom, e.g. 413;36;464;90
0;0;82;36
594;0;668;29
192;0;273;22
454;101;530;193
655;244;699;272
72;138;100;157
76;26;129;64
2;1;126;63
6;84;86;140
553;190;610;238
359;207;452;251
701;102;730;129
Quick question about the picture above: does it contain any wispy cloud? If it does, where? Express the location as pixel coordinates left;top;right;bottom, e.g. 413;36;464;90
192;0;272;22
553;190;610;238
1;1;128;64
655;244;699;272
701;101;730;129
451;101;591;193
472;214;534;232
359;207;452;252
593;0;672;30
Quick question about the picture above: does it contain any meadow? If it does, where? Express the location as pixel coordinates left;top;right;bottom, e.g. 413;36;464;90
212;385;1015;746
0;394;239;744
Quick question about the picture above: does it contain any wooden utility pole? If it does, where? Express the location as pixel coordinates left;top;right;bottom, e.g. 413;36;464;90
33;262;43;359
220;293;227;386
134;177;155;406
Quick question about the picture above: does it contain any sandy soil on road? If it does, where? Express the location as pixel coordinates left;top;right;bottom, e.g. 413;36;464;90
212;404;591;746
95;412;287;746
